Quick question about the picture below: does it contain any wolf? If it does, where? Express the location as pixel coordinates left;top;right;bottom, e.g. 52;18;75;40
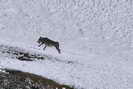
37;37;61;54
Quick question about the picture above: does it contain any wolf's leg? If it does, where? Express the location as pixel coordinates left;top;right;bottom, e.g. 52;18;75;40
38;43;43;47
43;45;47;50
55;46;61;54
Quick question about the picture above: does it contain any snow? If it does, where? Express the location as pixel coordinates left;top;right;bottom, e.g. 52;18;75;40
0;41;133;89
0;0;133;89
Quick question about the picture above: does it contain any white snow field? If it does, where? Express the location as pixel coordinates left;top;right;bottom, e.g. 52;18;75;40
0;0;133;89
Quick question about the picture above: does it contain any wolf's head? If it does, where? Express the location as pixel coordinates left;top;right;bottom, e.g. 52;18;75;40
37;36;43;44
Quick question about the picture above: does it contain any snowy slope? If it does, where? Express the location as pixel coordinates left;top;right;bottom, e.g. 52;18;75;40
0;41;133;89
0;0;133;54
0;0;133;89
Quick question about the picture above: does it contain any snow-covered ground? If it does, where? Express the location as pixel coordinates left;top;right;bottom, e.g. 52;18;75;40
0;0;133;89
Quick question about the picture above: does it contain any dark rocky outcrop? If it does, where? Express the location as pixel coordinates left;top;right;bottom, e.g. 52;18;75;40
0;69;74;89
